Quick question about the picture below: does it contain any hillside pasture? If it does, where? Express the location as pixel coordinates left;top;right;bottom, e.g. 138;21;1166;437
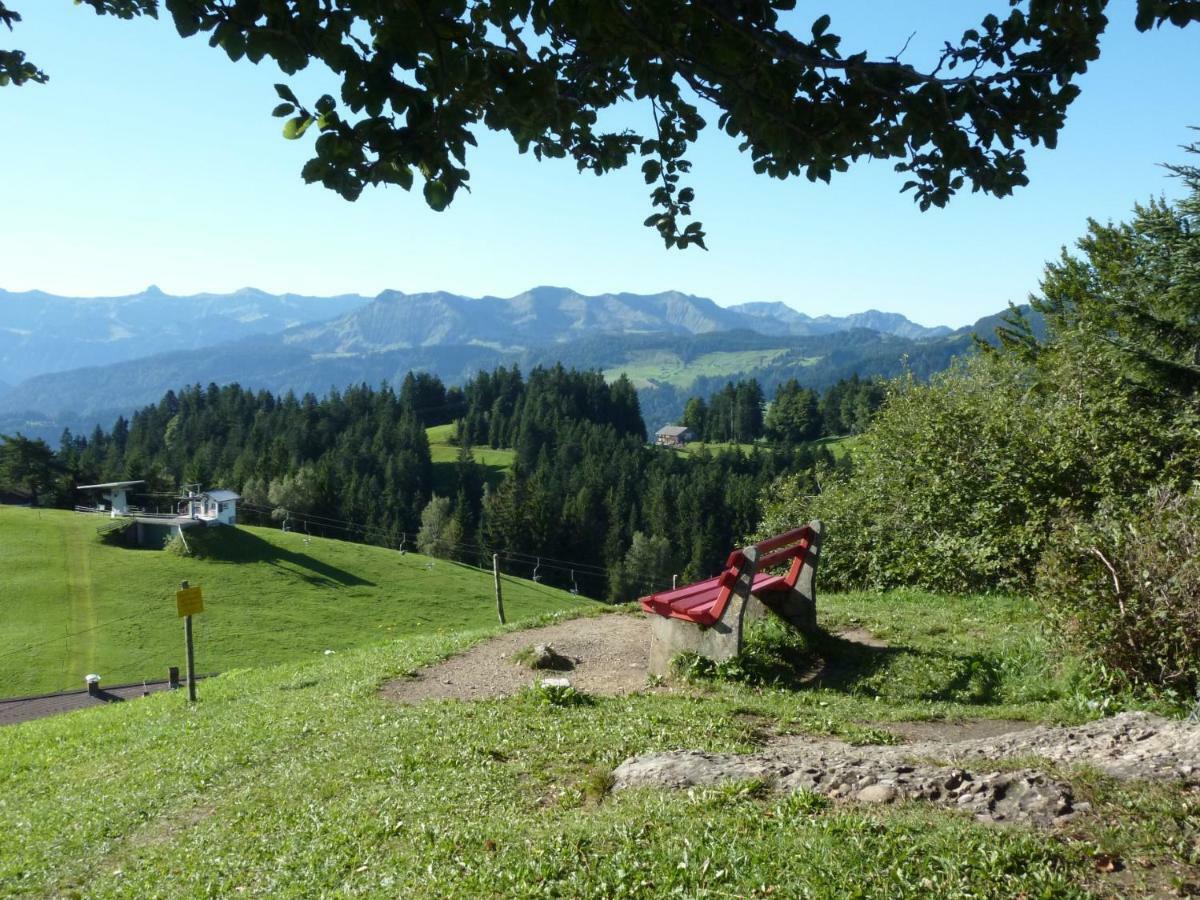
1;591;1193;895
426;423;515;494
0;506;587;698
604;348;805;390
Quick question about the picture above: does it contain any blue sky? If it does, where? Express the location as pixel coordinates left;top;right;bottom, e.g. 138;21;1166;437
0;2;1195;326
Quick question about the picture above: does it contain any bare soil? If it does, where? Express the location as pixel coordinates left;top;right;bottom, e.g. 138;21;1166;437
379;615;1040;753
380;612;653;704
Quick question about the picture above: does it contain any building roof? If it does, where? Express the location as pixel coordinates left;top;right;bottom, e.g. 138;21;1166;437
76;480;146;491
204;489;241;502
656;426;691;437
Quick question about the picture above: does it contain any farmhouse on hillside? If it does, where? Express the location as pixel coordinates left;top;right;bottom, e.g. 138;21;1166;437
75;482;241;548
654;425;695;448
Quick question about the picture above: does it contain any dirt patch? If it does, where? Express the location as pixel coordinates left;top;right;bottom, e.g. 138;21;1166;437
381;613;652;703
834;626;889;648
126;803;215;849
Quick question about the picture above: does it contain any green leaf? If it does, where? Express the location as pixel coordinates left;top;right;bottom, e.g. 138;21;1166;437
423;179;450;211
282;116;313;140
812;14;831;37
274;83;299;105
272;103;295;118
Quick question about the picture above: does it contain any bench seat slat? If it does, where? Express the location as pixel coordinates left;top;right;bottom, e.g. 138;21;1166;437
751;573;790;594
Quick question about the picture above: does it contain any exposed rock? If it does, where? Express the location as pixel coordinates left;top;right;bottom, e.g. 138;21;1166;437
856;784;898;804
528;644;574;671
942;711;1200;782
612;712;1200;828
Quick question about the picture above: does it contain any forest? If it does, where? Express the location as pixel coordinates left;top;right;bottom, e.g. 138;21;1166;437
0;366;865;601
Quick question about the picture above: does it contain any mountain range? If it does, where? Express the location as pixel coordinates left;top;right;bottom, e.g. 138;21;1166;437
0;285;1011;441
0;286;368;385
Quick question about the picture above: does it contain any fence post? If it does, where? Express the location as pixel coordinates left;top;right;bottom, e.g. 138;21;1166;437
493;554;506;625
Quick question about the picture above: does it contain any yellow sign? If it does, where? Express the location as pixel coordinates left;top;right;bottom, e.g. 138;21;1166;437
176;585;204;617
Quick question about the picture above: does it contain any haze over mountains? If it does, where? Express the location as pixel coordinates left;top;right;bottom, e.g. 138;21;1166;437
0;286;368;385
0;284;1003;441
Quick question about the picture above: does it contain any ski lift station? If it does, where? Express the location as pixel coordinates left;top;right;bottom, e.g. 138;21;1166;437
75;481;241;548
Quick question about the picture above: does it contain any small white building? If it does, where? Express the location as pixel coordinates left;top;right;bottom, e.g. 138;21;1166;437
76;480;146;517
183;488;241;526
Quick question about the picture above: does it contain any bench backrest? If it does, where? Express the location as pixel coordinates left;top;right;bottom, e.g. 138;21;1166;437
747;525;815;589
639;522;820;624
706;525;814;617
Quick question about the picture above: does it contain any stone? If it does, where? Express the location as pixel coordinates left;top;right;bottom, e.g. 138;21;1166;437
528;644;573;671
857;784;899;804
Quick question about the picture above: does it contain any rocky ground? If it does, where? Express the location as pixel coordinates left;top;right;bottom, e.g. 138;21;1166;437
381;612;1200;828
614;712;1200;827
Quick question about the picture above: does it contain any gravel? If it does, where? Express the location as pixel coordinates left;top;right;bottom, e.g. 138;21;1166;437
612;712;1200;827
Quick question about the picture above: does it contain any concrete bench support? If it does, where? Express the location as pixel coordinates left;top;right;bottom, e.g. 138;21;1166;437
641;521;824;678
647;547;761;677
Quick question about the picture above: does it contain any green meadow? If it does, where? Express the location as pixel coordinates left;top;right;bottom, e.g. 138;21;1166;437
604;348;809;390
426;423;516;494
1;589;1194;896
0;506;586;697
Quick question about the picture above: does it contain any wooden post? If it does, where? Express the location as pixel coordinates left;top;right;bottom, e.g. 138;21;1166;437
493;554;506;625
181;580;197;702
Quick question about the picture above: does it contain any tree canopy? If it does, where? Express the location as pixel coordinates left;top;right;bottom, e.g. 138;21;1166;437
4;1;1196;247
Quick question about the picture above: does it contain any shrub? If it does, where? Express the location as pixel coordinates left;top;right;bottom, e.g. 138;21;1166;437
765;355;1069;592
759;346;1195;594
669;618;820;687
1037;487;1200;698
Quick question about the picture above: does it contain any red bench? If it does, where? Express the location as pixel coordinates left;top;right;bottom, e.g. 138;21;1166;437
639;522;823;675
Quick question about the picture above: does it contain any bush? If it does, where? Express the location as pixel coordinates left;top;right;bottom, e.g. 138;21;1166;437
1037;487;1200;698
764;355;1070;592
759;346;1195;594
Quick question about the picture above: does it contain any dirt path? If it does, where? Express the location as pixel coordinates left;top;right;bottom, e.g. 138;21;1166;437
381;612;652;703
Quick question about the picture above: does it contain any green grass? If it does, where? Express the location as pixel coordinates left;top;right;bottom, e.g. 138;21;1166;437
604;348;806;390
425;424;515;494
2;590;1195;895
814;434;858;460
0;506;588;698
671;440;764;457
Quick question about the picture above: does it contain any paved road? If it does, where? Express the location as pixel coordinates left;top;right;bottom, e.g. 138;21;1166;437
0;677;210;727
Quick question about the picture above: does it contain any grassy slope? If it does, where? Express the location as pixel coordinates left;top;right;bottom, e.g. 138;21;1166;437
1;592;1194;896
426;424;515;494
672;440;763;457
812;434;857;460
603;348;808;390
0;506;586;697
